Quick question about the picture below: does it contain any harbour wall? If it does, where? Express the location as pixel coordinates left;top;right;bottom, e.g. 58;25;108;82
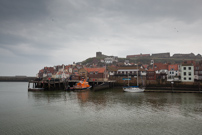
0;76;36;82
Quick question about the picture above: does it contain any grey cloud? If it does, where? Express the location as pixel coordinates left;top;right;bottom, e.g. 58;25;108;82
0;0;202;76
0;0;49;22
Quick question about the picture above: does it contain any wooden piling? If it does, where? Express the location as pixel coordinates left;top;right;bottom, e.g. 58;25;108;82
28;82;30;89
48;80;50;90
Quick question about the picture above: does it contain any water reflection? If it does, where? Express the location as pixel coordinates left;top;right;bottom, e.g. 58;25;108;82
28;90;76;104
28;89;202;118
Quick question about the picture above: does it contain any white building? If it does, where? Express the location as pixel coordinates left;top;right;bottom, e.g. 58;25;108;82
167;64;180;81
104;56;118;64
180;64;194;82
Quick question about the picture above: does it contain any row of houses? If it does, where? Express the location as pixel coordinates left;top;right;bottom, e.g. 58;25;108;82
108;60;202;84
37;60;202;84
37;64;108;81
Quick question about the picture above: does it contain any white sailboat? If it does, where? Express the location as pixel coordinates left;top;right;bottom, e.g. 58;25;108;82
123;65;144;93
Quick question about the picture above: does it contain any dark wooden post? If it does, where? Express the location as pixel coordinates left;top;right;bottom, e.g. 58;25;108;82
28;82;30;89
54;79;55;90
48;80;50;90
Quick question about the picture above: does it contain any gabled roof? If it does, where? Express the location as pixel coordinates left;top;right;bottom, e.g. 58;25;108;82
147;69;155;72
107;66;118;72
154;63;168;71
117;66;138;70
168;64;179;71
181;63;193;66
142;64;149;69
117;66;146;71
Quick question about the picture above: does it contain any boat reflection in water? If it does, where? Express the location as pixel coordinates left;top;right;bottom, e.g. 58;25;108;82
123;86;144;92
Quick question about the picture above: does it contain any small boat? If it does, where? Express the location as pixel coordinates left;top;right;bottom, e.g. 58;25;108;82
123;64;144;93
73;79;92;90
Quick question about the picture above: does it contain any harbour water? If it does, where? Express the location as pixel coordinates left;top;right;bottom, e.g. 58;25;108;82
0;82;202;135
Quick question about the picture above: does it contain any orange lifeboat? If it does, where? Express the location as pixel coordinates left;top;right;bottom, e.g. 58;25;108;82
73;79;91;90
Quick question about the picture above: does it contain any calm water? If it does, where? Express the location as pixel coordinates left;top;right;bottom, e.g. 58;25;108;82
0;82;202;135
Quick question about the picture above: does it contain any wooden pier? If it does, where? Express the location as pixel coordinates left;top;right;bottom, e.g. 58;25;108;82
28;79;116;91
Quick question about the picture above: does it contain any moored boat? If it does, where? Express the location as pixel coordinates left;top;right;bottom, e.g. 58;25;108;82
73;79;91;90
123;64;144;93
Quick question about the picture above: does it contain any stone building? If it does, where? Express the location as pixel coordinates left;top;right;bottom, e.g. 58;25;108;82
151;52;170;58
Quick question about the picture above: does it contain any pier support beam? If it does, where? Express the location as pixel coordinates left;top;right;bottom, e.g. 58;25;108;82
48;81;50;90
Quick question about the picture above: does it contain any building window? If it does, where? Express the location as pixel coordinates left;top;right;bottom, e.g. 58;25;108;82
189;72;191;76
90;72;93;74
189;67;191;70
184;72;186;76
184;67;186;70
184;77;186;80
189;78;191;80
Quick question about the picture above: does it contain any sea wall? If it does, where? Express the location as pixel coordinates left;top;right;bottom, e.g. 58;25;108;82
0;76;36;82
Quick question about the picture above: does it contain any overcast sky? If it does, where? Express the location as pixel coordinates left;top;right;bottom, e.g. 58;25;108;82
0;0;202;76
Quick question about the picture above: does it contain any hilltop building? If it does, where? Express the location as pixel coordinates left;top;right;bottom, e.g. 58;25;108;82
126;53;150;58
96;52;118;64
172;53;195;58
151;52;170;58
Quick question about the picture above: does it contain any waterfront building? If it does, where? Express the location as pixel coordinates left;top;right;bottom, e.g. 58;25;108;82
146;69;156;80
194;61;202;81
116;66;139;76
167;64;180;81
84;67;108;81
78;67;88;79
107;66;117;76
180;64;194;82
153;63;168;80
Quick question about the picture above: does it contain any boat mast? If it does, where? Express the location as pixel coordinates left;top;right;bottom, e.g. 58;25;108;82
128;72;129;86
137;64;138;87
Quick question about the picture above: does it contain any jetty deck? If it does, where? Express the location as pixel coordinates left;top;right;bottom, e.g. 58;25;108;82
28;80;116;91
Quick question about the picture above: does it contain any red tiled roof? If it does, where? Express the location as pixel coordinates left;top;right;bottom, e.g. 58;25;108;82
84;67;106;73
168;64;179;71
147;69;155;72
154;63;168;71
142;64;148;69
